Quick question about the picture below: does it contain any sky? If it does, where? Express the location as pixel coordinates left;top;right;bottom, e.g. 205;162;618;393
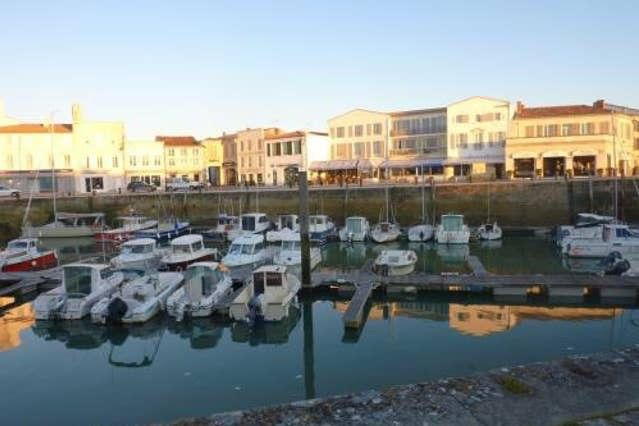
1;0;638;138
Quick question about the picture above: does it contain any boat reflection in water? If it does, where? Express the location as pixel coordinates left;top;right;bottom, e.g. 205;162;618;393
32;319;109;349
561;256;605;275
479;239;503;250
108;317;166;368
435;243;469;263
168;318;225;349
231;304;301;345
0;297;35;352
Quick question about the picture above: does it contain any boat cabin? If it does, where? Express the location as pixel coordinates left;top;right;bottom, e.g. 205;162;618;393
346;216;366;233
252;265;292;299
602;225;638;242
241;213;269;232
277;215;299;230
216;215;239;228
441;215;464;231
170;234;206;255
5;238;39;255
63;264;115;296
227;234;264;256
379;222;393;232
120;238;157;254
310;215;330;226
56;212;105;228
184;262;226;300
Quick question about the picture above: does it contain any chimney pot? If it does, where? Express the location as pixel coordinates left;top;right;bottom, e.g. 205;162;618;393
593;99;605;110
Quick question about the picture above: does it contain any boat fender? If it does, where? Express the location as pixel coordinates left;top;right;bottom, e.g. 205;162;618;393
107;297;128;323
603;252;630;275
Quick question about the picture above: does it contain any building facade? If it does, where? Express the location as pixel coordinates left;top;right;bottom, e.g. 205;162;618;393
200;137;224;186
236;128;282;184
0;103;125;193
264;131;329;185
220;133;238;186
506;100;639;178
157;136;204;182
124;139;165;187
446;96;510;178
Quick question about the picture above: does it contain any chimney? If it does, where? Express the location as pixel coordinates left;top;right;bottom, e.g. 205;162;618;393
593;99;605;110
71;103;83;123
516;101;524;114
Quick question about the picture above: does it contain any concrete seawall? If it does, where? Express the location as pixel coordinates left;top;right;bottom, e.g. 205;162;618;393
1;179;637;245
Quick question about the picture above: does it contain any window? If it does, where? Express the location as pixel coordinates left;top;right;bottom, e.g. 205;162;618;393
65;154;71;168
154;155;161;166
240;157;244;167
336;127;345;138
258;140;262;150
86;157;90;168
193;148;199;156
248;157;252;167
97;156;103;168
353;142;365;158
142;155;149;166
258;156;262;167
372;140;383;156
294;140;302;155
474;132;483;143
525;126;535;137
373;123;382;135
240;141;244;151
180;148;187;156
455;114;468;123
169;158;175;166
497;131;506;141
581;122;594;135
273;143;282;156
336;144;349;158
600;122;610;134
476;113;494;122
366;124;371;136
354;125;363;137
634;138;639;150
495;112;502;120
561;124;572;136
348;126;352;137
284;141;292;155
168;148;175;156
129;156;136;166
544;124;559;137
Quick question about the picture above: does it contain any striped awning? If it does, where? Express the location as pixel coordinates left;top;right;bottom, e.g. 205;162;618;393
379;158;444;169
309;160;359;171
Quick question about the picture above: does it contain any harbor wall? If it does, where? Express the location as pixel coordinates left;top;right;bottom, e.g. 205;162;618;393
0;179;637;245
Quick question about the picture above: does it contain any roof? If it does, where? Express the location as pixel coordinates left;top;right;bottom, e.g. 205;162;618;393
155;136;199;146
514;104;610;119
0;123;73;133
170;234;204;244
241;212;267;218
390;107;446;117
447;95;511;107
265;130;305;140
122;238;156;246
328;108;388;122
230;233;264;244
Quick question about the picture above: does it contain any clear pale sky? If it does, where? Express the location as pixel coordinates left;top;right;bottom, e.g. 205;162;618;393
1;0;637;138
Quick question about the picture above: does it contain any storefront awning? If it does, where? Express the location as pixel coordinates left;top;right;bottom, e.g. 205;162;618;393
442;157;504;166
379;158;444;169
309;160;359;171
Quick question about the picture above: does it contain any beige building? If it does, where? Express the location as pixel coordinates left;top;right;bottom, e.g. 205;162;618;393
0;103;125;193
124;139;165;187
201;137;224;186
236;128;281;184
446;96;510;179
265;131;329;185
157;136;205;182
220;133;238;185
506;100;639;178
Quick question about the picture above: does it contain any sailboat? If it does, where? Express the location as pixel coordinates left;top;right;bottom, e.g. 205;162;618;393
477;183;502;241
408;168;434;242
370;186;401;243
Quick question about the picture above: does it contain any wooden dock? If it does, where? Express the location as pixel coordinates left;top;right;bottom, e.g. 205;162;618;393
311;256;639;330
0;268;62;298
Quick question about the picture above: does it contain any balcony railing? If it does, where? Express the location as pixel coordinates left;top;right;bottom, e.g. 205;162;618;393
390;128;446;137
389;148;444;156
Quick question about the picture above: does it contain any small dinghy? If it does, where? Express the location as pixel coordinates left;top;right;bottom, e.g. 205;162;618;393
90;271;184;324
370;221;402;243
230;265;300;322
478;222;503;241
135;219;191;242
373;249;417;276
110;238;168;271
338;216;370;242
273;232;322;270
266;214;299;243
95;215;158;243
166;262;233;321
0;238;58;272
34;264;124;320
161;234;218;271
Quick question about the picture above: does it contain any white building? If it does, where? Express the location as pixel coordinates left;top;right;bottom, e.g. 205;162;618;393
264;131;329;185
124;139;165;187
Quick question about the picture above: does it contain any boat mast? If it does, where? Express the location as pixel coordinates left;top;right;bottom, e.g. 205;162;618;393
385;166;389;223
487;182;491;223
421;163;425;223
49;112;58;221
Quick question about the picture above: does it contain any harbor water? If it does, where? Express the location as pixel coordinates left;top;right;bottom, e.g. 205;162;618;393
1;237;638;425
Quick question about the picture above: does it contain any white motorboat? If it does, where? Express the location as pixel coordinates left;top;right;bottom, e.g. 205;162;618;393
0;238;58;272
166;262;233;321
273;232;322;270
23;212;105;238
161;234;218;271
373;249;417;276
237;213;271;236
34;263;124;320
309;215;335;242
435;214;470;244
408;173;434;242
339;216;370;242
230;265;300;322
266;214;299;243
90;271;184;324
94;215;158;243
110;238;168;271
202;214;240;242
221;233;267;269
566;224;639;258
555;213;615;248
478;222;503;241
602;252;639;276
370;221;402;243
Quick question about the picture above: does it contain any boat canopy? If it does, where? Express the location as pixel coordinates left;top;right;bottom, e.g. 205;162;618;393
575;213;615;228
56;212;105;225
441;215;464;232
346;217;365;233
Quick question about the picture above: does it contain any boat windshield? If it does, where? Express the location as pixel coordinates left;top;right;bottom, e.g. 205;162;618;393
347;218;362;233
280;216;297;229
186;266;225;295
241;244;254;255
266;272;282;287
380;223;390;232
7;241;28;250
228;243;243;255
172;244;192;254
64;266;93;295
122;244;153;254
310;216;324;225
281;241;300;251
442;216;463;232
242;216;256;231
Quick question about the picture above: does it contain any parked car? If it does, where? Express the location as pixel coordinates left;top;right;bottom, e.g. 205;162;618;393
166;178;203;192
127;181;156;193
188;180;205;190
0;185;20;199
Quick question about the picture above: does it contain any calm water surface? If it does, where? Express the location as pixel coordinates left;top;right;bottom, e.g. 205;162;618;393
1;237;637;425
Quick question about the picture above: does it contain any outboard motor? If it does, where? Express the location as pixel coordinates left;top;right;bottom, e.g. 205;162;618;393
419;231;425;241
602;251;631;275
106;297;128;323
247;295;264;326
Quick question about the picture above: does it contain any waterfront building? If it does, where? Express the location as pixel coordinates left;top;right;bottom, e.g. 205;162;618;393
446;96;510;179
220;132;238;185
157;136;205;183
265;130;329;185
124;139;165;188
321;109;389;183
0;103;125;193
506;100;639;178
201;137;224;186
236;127;282;185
